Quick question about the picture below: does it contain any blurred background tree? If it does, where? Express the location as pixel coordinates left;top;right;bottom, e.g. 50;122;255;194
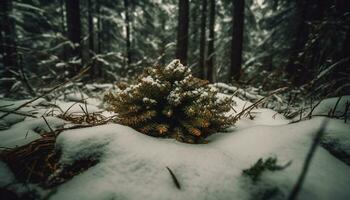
0;0;349;98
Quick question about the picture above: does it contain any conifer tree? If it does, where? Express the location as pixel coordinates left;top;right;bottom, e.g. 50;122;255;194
105;60;235;143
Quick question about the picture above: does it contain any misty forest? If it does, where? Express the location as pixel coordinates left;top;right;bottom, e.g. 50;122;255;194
0;0;350;199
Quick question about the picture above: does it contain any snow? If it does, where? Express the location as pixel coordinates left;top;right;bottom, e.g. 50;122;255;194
235;108;289;129
311;95;350;118
54;101;101;115
0;98;46;127
0;117;65;149
1;91;350;200
214;82;264;101
0;161;15;187
165;59;188;73
65;92;89;102
46;116;350;200
320;119;350;163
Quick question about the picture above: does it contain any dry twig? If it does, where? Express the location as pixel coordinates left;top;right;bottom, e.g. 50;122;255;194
0;67;90;120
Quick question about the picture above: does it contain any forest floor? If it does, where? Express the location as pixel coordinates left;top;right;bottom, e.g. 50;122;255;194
0;83;349;200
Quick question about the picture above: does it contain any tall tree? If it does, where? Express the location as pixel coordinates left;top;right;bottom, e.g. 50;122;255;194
175;0;190;65
88;0;96;78
65;0;82;72
285;0;311;85
96;0;101;54
88;0;94;56
229;0;245;81
207;0;216;82
124;0;132;67
286;0;330;85
199;0;207;79
60;0;66;33
0;0;18;89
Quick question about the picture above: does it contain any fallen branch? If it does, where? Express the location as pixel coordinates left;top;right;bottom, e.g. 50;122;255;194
0;67;90;120
233;87;288;121
0;109;37;118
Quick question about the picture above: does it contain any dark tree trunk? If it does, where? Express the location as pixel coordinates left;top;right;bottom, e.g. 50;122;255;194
124;0;132;67
336;0;350;59
88;0;94;56
65;0;82;73
189;0;200;68
88;0;95;78
198;0;207;79
0;0;18;89
229;0;245;81
175;0;189;65
60;0;66;34
207;0;215;82
96;0;102;54
286;0;312;85
60;0;67;63
286;0;329;85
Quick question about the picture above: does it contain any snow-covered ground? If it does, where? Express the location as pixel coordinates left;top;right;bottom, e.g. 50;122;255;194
0;89;349;200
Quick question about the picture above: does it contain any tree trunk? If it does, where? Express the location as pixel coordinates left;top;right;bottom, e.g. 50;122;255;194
207;0;215;82
175;0;189;65
286;0;328;85
229;0;245;82
65;0;82;73
60;0;68;64
198;0;207;79
60;0;66;33
88;0;95;78
96;0;102;54
124;0;132;67
0;0;18;90
88;0;94;56
189;0;200;68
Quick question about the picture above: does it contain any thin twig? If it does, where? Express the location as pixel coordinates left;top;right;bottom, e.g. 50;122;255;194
0;109;37;118
331;96;342;117
25;130;30;139
42;116;54;133
0;67;90;120
233;87;288;121
0;104;14;108
307;99;323;119
344;101;349;123
166;167;181;190
62;102;79;116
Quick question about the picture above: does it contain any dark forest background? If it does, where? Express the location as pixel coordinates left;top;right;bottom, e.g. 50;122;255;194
1;0;349;99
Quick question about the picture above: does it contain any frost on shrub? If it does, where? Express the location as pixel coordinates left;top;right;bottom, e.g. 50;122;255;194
104;59;235;143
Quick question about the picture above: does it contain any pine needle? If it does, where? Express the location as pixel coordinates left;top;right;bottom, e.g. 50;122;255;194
166;167;181;190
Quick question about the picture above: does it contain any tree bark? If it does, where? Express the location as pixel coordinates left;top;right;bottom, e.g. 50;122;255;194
0;0;18;89
229;0;245;82
124;0;132;67
60;0;68;64
207;0;215;82
88;0;94;56
175;0;190;65
96;0;102;54
286;0;329;85
198;0;207;79
65;0;82;73
60;0;66;34
88;0;95;78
